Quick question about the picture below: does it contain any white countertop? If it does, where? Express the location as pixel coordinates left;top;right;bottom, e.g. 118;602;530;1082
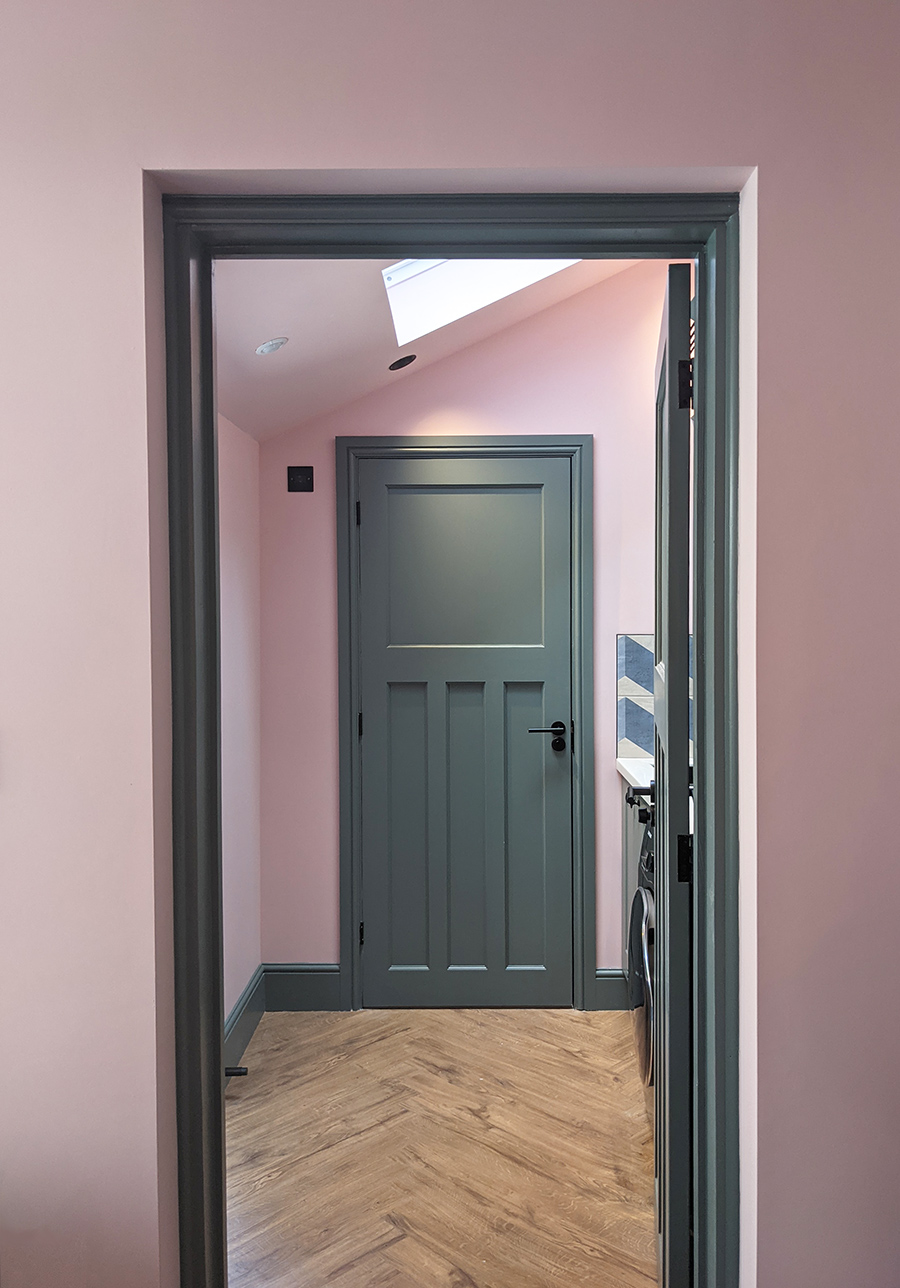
615;757;654;789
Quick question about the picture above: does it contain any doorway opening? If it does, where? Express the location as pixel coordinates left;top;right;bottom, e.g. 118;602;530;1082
163;193;740;1288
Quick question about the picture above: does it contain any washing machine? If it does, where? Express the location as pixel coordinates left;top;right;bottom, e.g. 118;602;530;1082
627;811;655;1086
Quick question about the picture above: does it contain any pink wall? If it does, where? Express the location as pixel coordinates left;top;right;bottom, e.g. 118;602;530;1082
217;415;262;1014
259;262;665;968
3;3;900;1284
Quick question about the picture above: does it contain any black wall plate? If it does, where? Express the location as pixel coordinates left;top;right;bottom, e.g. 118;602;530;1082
287;466;314;492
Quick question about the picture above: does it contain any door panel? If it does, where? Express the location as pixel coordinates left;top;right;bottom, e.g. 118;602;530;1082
386;682;429;967
504;682;550;967
654;264;694;1287
386;486;545;645
358;454;573;1007
446;682;487;967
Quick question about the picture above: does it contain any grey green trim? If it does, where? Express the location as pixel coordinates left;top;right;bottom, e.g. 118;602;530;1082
164;207;226;1288
224;964;344;1075
571;440;597;1011
691;210;741;1288
225;963;625;1023
335;447;358;1013
590;969;629;1011
336;435;594;1013
263;963;343;1011
223;964;265;1073
163;190;741;1288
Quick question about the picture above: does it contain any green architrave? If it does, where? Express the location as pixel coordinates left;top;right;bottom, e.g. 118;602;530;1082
162;190;740;1288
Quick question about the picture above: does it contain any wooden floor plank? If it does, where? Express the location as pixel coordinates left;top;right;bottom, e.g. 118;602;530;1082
227;1009;656;1287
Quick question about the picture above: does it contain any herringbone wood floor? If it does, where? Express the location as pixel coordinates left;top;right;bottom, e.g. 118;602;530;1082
226;1009;657;1287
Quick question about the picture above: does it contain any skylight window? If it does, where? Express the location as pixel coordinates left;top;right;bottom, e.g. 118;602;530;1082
382;258;581;346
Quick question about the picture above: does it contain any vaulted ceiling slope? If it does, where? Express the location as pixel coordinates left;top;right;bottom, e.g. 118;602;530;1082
214;257;637;440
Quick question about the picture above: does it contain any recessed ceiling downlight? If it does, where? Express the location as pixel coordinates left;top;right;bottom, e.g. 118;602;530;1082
255;336;289;355
388;354;417;371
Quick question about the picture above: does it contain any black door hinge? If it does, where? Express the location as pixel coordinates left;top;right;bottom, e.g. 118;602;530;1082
356;501;361;525
358;712;363;737
359;921;365;947
677;358;693;410
677;833;693;883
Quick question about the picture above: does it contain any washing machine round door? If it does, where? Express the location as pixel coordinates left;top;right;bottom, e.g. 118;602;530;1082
627;886;655;1086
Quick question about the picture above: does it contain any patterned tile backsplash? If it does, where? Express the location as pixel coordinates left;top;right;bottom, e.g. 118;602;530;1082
616;633;693;759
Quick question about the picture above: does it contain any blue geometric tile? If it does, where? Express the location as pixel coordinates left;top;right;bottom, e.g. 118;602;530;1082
621;696;655;754
616;632;695;759
617;634;654;693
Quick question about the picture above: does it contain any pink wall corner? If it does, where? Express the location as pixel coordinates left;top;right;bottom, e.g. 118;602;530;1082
0;182;164;1287
258;262;666;968
144;171;180;1288
738;168;759;1288
259;419;343;964
218;415;263;1014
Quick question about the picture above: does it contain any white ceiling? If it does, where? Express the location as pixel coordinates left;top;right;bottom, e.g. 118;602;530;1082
214;257;637;440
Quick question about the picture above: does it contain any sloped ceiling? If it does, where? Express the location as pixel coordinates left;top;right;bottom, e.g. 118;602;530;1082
214;257;637;440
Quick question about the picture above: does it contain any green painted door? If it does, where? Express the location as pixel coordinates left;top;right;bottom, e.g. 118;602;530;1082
654;264;694;1286
357;452;574;1007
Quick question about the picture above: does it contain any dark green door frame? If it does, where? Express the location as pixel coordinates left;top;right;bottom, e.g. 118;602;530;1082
162;191;740;1288
336;435;596;1013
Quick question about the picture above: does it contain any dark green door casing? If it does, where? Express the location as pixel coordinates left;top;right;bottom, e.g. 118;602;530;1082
162;191;740;1288
654;264;695;1286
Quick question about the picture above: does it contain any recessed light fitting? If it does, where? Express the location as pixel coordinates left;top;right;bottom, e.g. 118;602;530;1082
389;354;417;371
255;336;289;355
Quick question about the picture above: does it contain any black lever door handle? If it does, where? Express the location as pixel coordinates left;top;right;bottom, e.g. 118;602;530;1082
527;721;566;751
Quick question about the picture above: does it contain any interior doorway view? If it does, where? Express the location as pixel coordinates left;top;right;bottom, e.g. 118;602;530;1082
163;190;740;1288
213;253;651;1018
216;251;678;1284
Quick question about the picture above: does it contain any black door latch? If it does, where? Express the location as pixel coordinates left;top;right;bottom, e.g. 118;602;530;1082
527;720;567;751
